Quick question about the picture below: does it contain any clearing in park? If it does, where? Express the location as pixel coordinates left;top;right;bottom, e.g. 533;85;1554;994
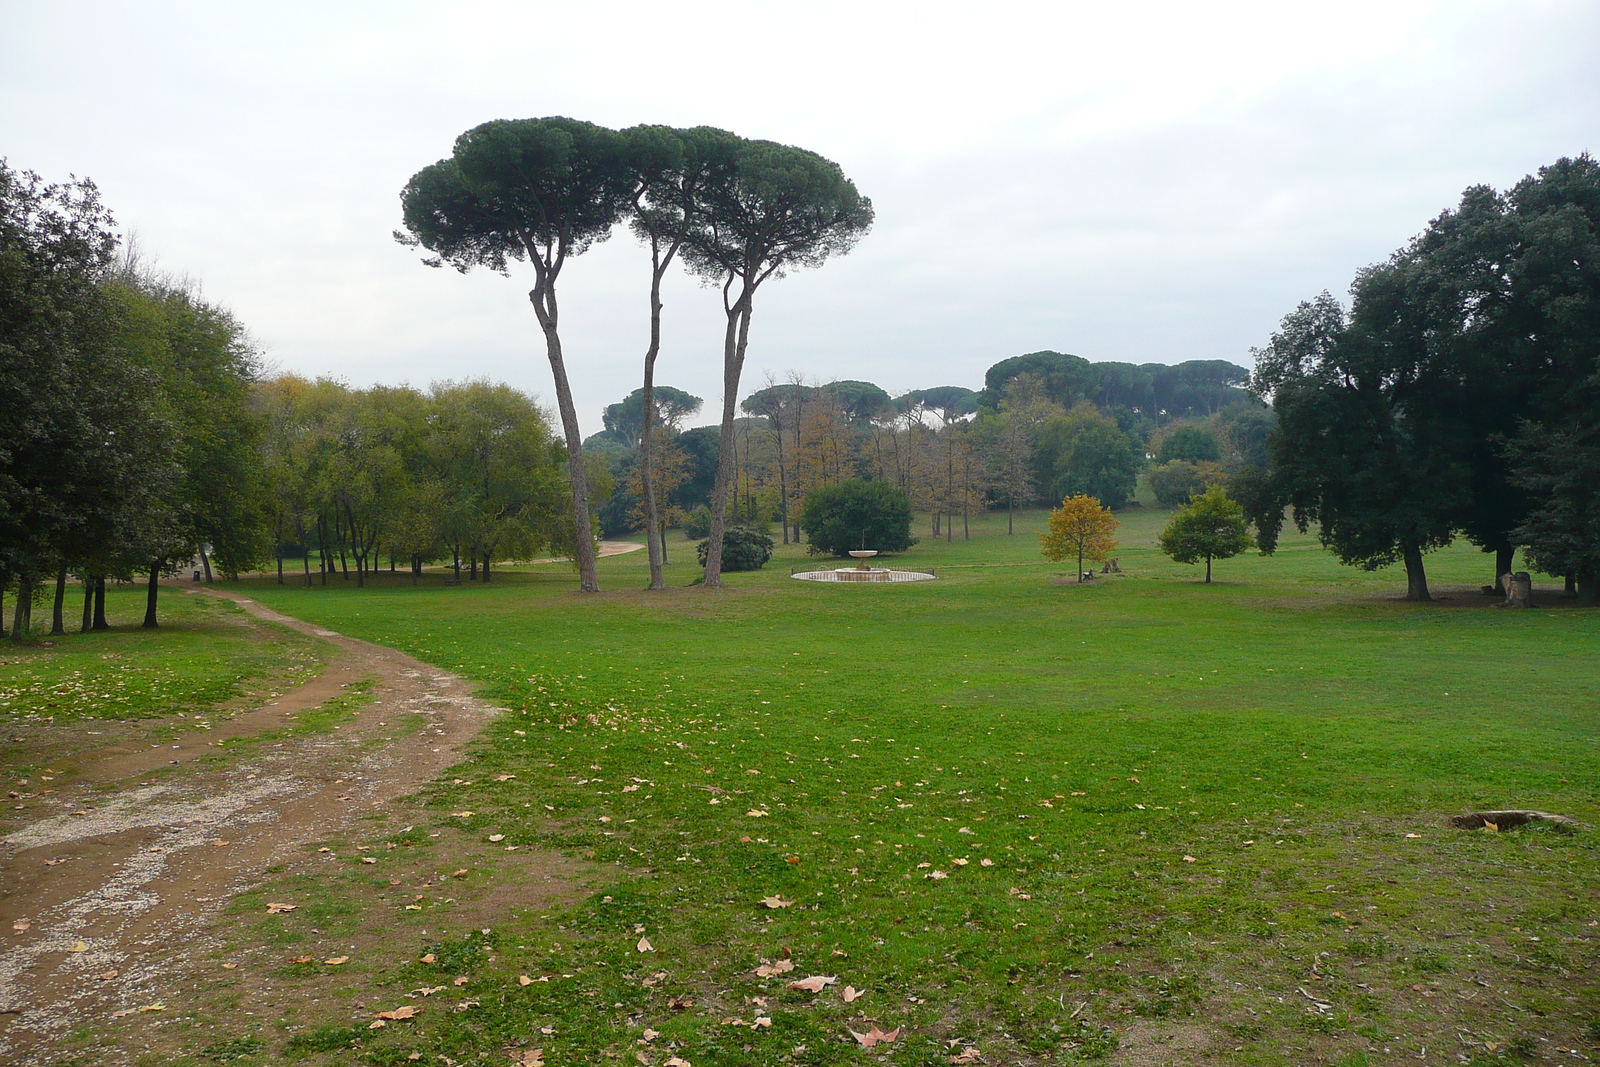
1;507;1596;1066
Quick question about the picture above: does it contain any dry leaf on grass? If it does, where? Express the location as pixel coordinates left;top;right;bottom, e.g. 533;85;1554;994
928;870;949;880
266;902;297;914
753;959;795;978
450;811;474;818
451;869;469;878
637;937;654;953
414;986;445;997
950;1046;982;1063
489;834;505;842
759;896;793;909
453;976;470;986
788;975;837;993
323;956;349;966
518;975;534;986
494;774;516;782
97;971;118;980
1182;855;1196;863
289;955;314;964
510;1050;544;1067
641;1027;659;1041
746;809;768;817
753;1015;772;1029
374;1005;421;1022
979;858;994;867
11;920;29;932
361;857;377;864
420;953;437;963
68;941;90;952
841;985;864;1002
850;1025;901;1048
664;1057;692;1067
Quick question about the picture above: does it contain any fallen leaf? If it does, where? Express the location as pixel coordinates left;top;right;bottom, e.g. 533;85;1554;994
453;976;470;986
68;941;90;952
375;1005;421;1021
489;834;505;842
323;956;349;966
98;971;118;980
842;985;865;1002
221;962;238;970
414;986;445;996
452;869;469;878
139;1003;165;1013
664;1057;692;1067
952;858;969;866
641;1027;660;1041
753;1015;772;1028
980;858;994;867
519;974;534;986
637;937;654;953
494;774;517;782
928;870;949;880
1182;855;1197;863
1405;832;1423;839
44;859;65;866
11;920;29;932
759;896;793;909
753;959;795;978
450;811;474;818
788;975;837;993
289;955;314;964
511;1050;544;1067
420;953;437;963
111;1007;137;1018
916;861;931;869
850;1025;901;1048
266;902;298;914
1484;820;1499;833
362;857;377;864
747;809;768;817
950;1046;982;1063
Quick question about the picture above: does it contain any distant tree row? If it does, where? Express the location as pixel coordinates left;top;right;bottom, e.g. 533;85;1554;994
254;377;574;587
584;359;1267;546
1;162;263;639
1244;155;1600;602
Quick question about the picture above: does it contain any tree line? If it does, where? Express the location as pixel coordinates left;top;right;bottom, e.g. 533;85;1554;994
1242;154;1600;602
583;358;1263;547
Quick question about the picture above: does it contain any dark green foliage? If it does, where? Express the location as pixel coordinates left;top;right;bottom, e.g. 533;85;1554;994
1155;425;1221;464
682;505;712;540
695;525;772;570
1506;424;1600;600
979;352;1251;420
798;479;915;556
820;380;891;422
897;384;977;422
1033;403;1141;509
602;385;702;447
1147;460;1226;508
1158;485;1253;582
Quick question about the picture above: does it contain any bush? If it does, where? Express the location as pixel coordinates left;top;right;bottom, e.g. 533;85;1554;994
696;526;774;571
682;504;712;540
1147;460;1227;507
798;479;915;557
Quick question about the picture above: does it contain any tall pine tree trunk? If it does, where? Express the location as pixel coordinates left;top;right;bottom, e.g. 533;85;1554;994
93;577;108;630
705;292;755;587
81;576;94;633
527;267;599;593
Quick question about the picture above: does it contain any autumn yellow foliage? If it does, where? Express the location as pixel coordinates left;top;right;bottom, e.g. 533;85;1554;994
1040;494;1119;582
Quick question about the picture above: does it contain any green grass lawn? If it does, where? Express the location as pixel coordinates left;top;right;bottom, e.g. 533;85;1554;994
59;510;1600;1065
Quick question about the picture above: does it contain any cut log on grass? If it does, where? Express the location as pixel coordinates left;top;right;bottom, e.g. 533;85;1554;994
1449;810;1577;832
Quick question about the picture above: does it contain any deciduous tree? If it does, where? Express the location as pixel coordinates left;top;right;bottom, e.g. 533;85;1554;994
1040;494;1119;582
1157;484;1252;583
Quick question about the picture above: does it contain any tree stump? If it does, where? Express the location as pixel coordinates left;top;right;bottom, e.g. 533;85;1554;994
1500;571;1533;608
1449;810;1577;831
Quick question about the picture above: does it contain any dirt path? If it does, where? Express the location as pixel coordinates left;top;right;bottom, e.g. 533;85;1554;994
0;589;512;1063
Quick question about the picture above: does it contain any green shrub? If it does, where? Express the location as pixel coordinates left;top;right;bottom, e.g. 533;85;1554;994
798;479;914;557
1155;424;1221;464
682;504;712;540
696;526;774;571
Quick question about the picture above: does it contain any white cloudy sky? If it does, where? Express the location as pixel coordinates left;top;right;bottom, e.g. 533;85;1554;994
4;1;1597;431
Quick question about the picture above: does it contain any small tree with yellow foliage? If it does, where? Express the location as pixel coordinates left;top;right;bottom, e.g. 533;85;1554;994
1041;494;1119;582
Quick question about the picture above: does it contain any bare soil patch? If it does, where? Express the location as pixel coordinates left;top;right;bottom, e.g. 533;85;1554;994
0;587;585;1065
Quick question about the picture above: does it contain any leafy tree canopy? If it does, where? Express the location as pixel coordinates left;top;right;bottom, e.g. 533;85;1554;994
1040;494;1119;581
602;385;703;447
799;479;915;557
1157;484;1253;583
1033;402;1141;509
1155;425;1221;464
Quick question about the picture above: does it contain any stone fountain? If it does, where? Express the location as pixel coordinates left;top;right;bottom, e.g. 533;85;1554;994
791;549;936;584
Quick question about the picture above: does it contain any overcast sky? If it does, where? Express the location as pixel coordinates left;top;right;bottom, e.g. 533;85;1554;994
4;1;1597;431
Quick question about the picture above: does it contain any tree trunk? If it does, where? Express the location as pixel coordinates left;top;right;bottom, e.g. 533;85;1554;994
276;547;284;585
143;562;161;628
1077;544;1085;583
1401;542;1431;601
469;553;478;581
200;547;213;583
93;577;108;630
1205;555;1212;584
1494;544;1514;595
11;578;30;642
528;272;600;593
482;554;491;582
452;544;461;584
51;566;67;635
639;239;671;592
339;549;348;580
81;576;94;633
303;552;311;587
1562;574;1577;599
1577;574;1596;606
705;289;756;587
1008;494;1015;535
